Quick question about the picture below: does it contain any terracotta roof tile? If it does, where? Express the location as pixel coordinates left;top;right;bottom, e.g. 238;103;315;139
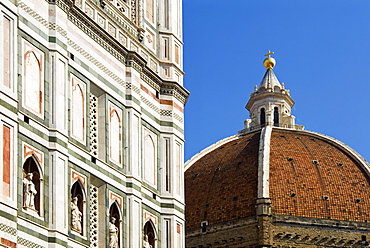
185;128;370;232
185;132;260;231
270;130;370;222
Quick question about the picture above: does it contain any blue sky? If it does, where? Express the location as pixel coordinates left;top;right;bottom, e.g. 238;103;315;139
183;1;370;162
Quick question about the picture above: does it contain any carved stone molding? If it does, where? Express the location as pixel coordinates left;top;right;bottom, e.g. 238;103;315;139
161;81;190;105
68;9;128;64
21;0;189;106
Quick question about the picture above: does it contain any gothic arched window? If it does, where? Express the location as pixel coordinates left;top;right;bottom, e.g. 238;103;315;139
260;108;266;127
274;107;279;127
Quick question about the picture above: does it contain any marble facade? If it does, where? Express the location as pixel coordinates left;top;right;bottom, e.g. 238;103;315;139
0;0;188;247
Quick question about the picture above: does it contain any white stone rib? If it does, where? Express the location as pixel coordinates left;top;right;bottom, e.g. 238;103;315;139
257;125;272;199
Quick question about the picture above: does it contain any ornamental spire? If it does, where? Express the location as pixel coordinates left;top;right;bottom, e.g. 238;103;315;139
241;51;303;133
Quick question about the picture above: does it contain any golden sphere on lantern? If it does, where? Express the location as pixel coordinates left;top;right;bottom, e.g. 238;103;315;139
263;50;276;69
263;56;276;69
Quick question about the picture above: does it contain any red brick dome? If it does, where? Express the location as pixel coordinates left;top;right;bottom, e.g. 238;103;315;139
185;128;370;232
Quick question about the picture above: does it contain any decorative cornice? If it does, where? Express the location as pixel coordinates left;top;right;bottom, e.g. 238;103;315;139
246;91;295;111
274;214;370;230
55;0;71;13
103;0;139;36
68;7;128;63
140;67;161;92
20;0;189;107
125;52;145;73
66;0;188;104
71;2;188;104
161;81;190;105
273;215;370;247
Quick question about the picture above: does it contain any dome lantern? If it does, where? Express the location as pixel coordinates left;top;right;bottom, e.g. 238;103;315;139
244;51;300;132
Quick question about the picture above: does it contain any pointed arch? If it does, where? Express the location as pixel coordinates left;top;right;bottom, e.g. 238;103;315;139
71;179;86;235
144;219;157;248
22;155;43;215
23;49;43;115
109;200;122;221
71;179;86;202
23;153;43;179
71;78;86;143
109;200;121;248
109;108;122;165
144;131;156;185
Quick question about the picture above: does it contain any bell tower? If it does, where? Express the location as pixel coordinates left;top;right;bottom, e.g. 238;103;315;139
244;51;302;131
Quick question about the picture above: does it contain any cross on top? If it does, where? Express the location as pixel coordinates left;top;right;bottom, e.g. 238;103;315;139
264;50;274;57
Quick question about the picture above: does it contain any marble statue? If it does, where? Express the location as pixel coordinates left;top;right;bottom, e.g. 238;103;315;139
71;196;82;233
143;234;152;248
109;217;119;248
23;173;37;210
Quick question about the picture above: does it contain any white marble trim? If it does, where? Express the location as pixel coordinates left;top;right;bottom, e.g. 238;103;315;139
257;125;272;199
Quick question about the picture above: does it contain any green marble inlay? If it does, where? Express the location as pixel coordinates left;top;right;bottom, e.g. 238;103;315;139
161;203;184;214
48;136;68;148
0;209;17;222
67;148;124;184
0;98;17;113
47;237;68;246
19;120;49;141
18;223;48;241
125;182;141;192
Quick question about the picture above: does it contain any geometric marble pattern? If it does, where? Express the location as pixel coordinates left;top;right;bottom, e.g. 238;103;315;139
160;109;172;117
89;94;98;156
174;112;184;123
89;185;99;248
141;96;160;114
0;223;17;236
17;237;45;248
